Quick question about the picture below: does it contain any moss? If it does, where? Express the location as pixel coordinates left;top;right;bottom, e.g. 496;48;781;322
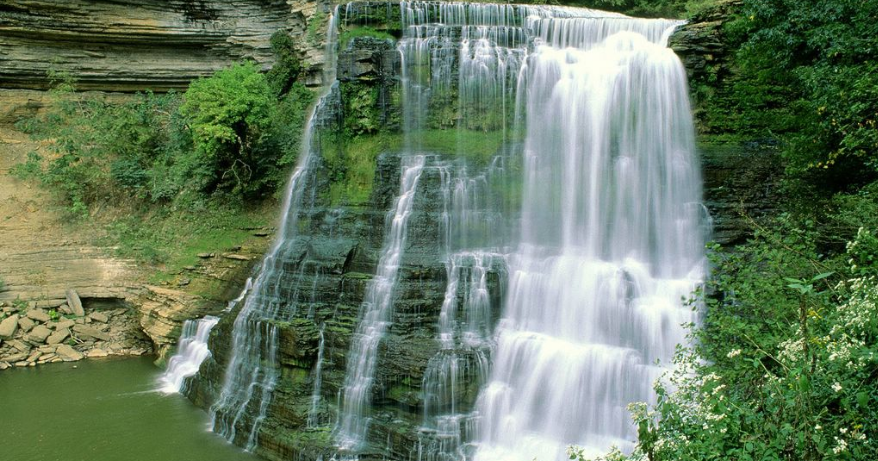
339;26;395;49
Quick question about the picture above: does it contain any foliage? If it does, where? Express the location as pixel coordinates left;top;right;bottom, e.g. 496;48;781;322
266;31;303;97
339;26;395;49
180;61;276;197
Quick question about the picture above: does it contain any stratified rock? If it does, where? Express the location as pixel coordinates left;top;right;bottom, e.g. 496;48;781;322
59;304;73;315
26;309;51;323
0;314;19;339
55;344;84;361
26;350;41;363
1;352;27;363
72;324;110;341
26;325;51;343
0;0;306;92
46;329;70;345
66;289;85;317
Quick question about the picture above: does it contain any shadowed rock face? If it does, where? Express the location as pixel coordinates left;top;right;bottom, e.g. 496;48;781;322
0;0;331;92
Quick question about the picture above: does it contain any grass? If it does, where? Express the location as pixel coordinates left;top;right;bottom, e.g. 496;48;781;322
93;201;274;283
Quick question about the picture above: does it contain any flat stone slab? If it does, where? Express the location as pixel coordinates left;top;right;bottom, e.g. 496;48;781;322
86;348;108;358
89;312;109;323
1;352;27;362
18;316;35;333
46;328;70;345
26;309;51;323
55;344;84;361
26;325;52;343
72;324;110;341
66;289;85;317
0;314;19;339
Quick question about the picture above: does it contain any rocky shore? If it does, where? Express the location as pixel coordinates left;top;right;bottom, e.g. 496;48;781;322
0;289;152;369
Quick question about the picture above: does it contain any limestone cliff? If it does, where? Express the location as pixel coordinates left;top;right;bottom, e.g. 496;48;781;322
0;0;333;92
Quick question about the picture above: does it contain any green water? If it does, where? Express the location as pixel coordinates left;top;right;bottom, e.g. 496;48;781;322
0;356;260;461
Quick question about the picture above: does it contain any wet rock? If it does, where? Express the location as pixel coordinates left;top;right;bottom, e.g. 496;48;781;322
56;344;84;361
0;314;19;339
72;324;111;341
66;289;85;317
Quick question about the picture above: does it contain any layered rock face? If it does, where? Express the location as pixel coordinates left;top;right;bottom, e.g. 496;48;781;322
0;0;323;92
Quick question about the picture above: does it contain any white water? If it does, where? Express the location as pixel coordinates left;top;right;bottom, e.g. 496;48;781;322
379;2;706;460
336;154;427;451
308;323;327;428
209;5;341;451
475;13;704;461
158;316;220;394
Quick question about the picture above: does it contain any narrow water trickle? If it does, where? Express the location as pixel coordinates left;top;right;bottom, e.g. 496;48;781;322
336;155;427;451
158;316;220;395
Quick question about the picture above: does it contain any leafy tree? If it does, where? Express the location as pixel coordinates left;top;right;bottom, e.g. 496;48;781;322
180;61;275;197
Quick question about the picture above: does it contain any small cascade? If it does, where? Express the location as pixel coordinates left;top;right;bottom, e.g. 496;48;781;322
158;316;220;395
308;323;327;428
336;155;427;451
209;5;341;451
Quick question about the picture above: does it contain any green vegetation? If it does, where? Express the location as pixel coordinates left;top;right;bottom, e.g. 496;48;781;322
339;26;395;49
12;34;314;276
319;129;508;206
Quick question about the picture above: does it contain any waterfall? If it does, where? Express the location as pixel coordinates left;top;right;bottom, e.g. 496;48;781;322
475;12;704;461
383;2;705;460
336;155;427;451
158;316;220;395
308;323;327;428
208;5;341;451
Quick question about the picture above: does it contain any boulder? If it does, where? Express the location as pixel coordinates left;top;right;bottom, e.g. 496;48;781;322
26;309;51;323
0;314;19;339
66;289;85;317
26;325;52;343
55;344;84;361
72;324;110;341
89;312;109;323
46;329;70;345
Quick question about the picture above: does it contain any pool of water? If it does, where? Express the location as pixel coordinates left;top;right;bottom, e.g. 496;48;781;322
0;356;260;461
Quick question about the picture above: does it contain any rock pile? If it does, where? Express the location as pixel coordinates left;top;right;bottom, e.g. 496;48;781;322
0;290;152;370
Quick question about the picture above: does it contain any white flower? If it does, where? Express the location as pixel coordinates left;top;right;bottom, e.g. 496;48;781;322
833;437;848;454
832;382;843;393
727;349;741;358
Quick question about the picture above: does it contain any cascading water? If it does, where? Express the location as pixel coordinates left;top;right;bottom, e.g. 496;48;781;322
158;316;220;394
374;2;704;460
208;5;341;451
198;2;705;459
474;11;705;461
336;154;427;451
